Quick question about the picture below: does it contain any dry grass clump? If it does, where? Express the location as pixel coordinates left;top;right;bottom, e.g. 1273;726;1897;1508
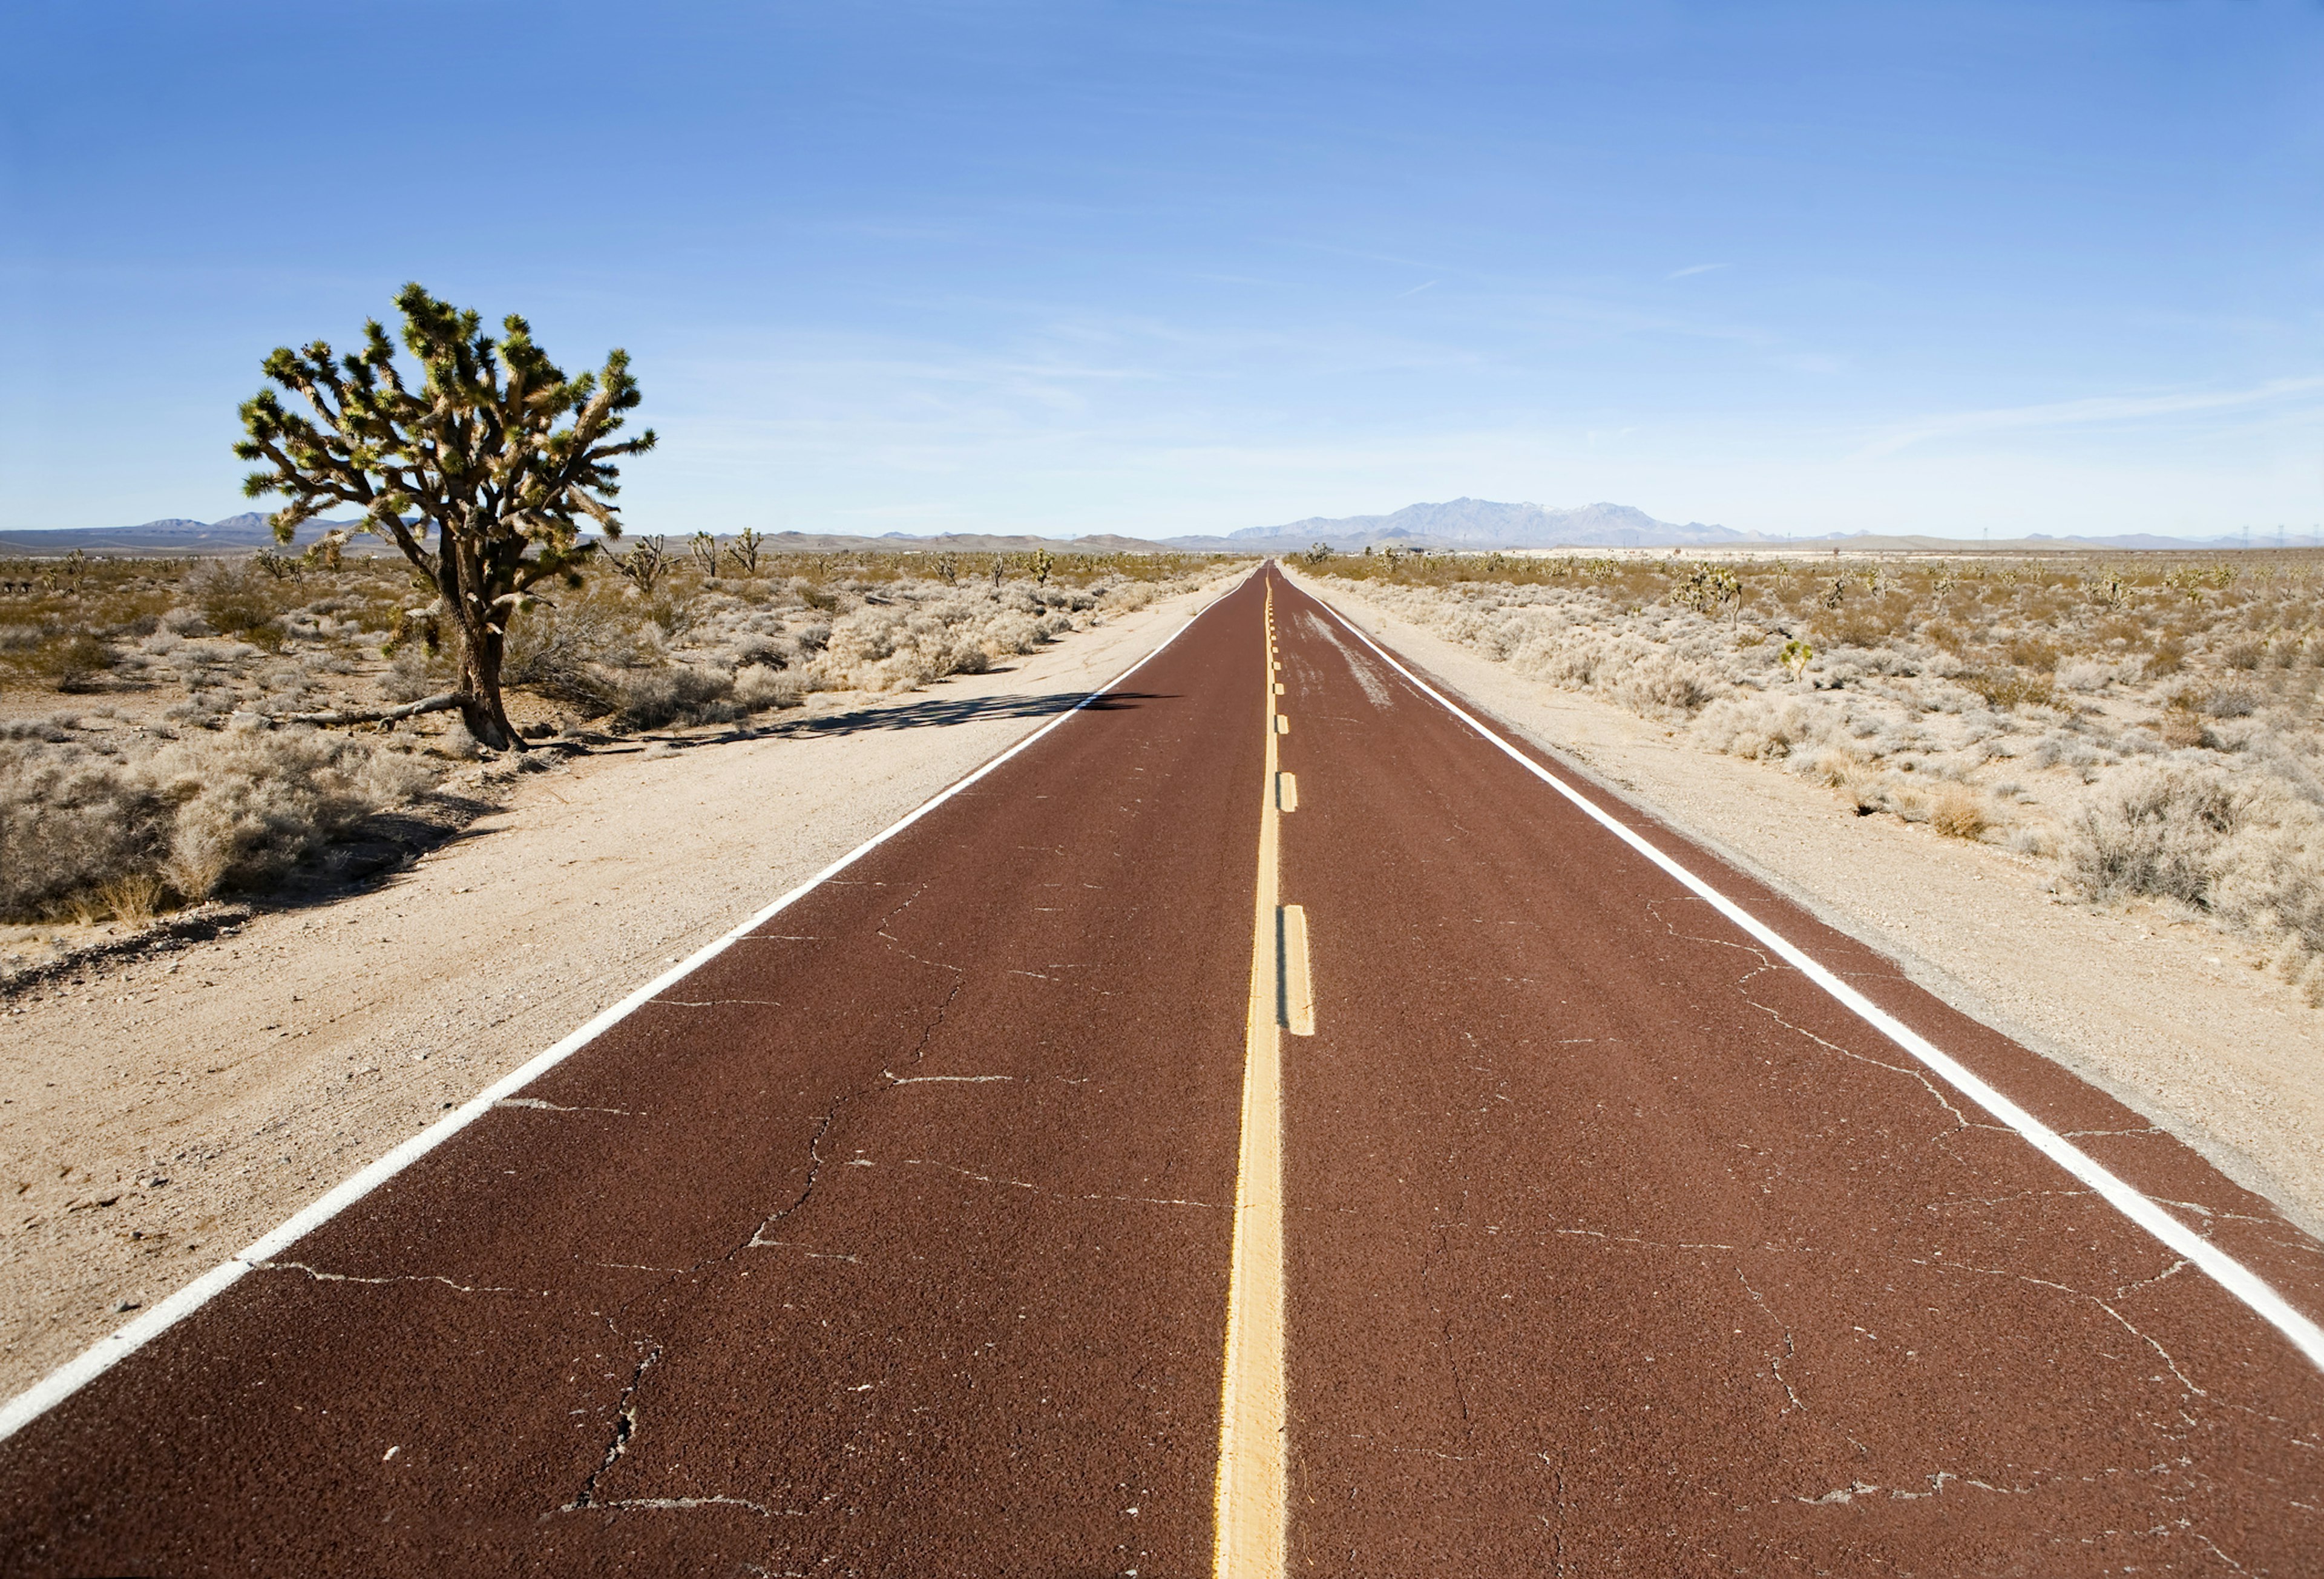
0;721;436;922
1931;786;1988;841
1314;545;2324;991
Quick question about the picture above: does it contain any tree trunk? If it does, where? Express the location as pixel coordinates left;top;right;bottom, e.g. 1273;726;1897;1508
438;530;522;753
456;617;520;751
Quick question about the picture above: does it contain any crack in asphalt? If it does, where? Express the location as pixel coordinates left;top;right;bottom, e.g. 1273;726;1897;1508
648;998;786;1009
1540;1218;2227;1403
1735;1269;1806;1413
1742;995;2002;1140
550;947;975;1515
565;1338;663;1511
1419;1213;1477;1439
902;1158;1216;1209
1797;1466;2041;1506
1934;1256;2208;1396
254;1261;514;1295
746;960;966;1249
578;1494;792;1517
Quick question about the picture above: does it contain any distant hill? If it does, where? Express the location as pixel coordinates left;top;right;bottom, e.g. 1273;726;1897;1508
1751;530;2275;553
1165;500;2290;554
746;530;1181;554
0;514;376;557
1164;497;1745;551
0;516;1192;559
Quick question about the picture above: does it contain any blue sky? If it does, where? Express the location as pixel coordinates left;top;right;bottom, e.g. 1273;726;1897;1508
3;1;2321;540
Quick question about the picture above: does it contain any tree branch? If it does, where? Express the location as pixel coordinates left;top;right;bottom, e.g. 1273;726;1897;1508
285;691;465;727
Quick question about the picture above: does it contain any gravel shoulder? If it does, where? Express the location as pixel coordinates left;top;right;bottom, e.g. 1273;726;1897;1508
0;579;1230;1399
1293;566;2324;1238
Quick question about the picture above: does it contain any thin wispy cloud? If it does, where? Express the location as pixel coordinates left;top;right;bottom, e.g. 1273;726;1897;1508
1666;263;1731;280
1856;375;2324;458
1397;280;1440;298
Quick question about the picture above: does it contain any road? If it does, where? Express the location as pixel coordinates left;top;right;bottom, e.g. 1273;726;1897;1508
2;565;2320;1575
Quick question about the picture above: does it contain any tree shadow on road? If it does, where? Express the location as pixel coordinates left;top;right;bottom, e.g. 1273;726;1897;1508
757;689;1174;740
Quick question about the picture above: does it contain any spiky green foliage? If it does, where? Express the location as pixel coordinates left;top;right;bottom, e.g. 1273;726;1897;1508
234;282;655;747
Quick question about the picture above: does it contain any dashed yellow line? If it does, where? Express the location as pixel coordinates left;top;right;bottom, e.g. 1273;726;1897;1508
1214;586;1291;1578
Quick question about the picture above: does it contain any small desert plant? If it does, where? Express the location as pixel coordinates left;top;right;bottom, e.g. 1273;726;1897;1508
1931;787;1988;841
1779;638;1813;680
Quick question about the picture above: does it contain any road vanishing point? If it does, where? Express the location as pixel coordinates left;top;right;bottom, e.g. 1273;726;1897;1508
3;565;2320;1575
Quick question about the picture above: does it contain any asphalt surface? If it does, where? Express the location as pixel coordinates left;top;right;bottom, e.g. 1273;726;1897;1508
3;565;2320;1576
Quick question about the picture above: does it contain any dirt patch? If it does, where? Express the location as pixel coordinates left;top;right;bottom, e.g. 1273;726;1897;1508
0;576;1235;1398
1293;566;2324;1239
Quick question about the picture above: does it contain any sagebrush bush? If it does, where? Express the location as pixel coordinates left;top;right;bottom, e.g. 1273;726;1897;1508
0;726;436;921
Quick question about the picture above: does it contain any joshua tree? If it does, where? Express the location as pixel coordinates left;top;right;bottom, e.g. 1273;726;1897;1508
609;534;668;594
726;524;765;577
234;282;654;749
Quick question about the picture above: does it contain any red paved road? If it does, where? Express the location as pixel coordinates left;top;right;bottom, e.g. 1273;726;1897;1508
1;565;2317;1577
1267;573;2324;1574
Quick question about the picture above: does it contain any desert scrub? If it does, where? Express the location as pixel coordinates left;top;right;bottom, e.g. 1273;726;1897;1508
2;545;1244;747
1311;547;2324;982
2063;761;2324;1000
488;553;1238;722
0;551;427;702
0;718;438;921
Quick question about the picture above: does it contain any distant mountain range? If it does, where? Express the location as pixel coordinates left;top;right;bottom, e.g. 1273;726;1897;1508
1161;498;1744;551
1;504;2297;558
1162;497;2284;553
0;513;306;556
0;515;1161;559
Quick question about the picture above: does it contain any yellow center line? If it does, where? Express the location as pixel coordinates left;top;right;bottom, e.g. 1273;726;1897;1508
1214;586;1289;1578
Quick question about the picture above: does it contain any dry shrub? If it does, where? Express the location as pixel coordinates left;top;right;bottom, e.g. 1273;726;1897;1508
0;727;438;920
1692;695;1821;761
188;560;289;650
814;592;1062;692
735;665;805;710
502;599;660;715
1931;787;1988;841
612;665;738;729
2063;762;2324;997
0;752;174;918
1959;668;2056;711
1607;651;1719;715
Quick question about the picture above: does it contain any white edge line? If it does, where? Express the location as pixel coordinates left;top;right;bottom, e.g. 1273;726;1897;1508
1297;573;2324;1374
0;573;1255;1446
